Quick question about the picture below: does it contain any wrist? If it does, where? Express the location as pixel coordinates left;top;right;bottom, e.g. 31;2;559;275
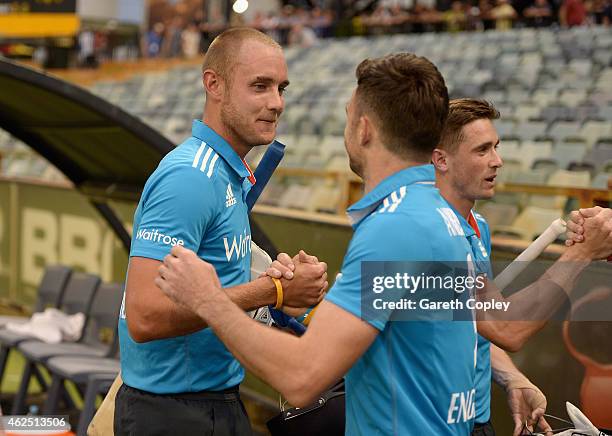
254;276;278;306
562;244;593;262
193;285;226;321
505;375;538;393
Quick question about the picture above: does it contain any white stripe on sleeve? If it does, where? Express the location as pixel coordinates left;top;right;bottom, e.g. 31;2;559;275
207;153;219;178
199;147;214;172
192;142;206;168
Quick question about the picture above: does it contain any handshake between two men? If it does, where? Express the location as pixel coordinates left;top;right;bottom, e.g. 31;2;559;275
155;248;329;321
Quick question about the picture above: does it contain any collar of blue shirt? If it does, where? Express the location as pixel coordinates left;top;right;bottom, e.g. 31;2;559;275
191;120;251;180
346;164;437;228
442;201;477;239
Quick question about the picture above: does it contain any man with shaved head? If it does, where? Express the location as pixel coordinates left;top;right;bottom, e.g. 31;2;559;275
115;27;327;435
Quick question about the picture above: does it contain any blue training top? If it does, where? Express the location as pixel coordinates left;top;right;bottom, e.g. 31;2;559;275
459;210;494;424
325;164;478;435
118;120;254;393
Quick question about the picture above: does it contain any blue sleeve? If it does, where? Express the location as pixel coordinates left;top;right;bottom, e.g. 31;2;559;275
325;213;434;331
130;165;218;261
475;214;493;277
474;213;492;255
481;222;492;255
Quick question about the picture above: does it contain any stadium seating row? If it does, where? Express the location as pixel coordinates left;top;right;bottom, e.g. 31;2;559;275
275;115;612;144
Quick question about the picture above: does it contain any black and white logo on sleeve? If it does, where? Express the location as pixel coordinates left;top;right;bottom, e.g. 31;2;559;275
249;306;273;326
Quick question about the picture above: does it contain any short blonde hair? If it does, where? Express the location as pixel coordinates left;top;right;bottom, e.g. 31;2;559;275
202;27;281;82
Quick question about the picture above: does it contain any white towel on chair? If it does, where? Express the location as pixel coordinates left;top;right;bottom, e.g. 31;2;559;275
5;308;85;344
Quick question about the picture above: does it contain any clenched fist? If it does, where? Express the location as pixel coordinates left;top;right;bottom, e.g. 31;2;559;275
155;245;222;312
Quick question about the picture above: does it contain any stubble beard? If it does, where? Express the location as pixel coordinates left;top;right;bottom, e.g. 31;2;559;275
345;134;363;178
220;98;272;149
221;100;249;146
347;152;363;178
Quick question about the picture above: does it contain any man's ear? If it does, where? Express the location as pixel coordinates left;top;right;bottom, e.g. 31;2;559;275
202;69;224;102
431;148;449;172
358;114;372;149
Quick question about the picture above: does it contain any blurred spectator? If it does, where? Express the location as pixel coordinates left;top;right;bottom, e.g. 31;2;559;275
466;3;485;30
260;12;283;43
604;0;612;24
310;7;334;37
78;28;97;68
288;23;319;47
513;0;534;21
418;3;445;32
479;0;496;29
524;0;553;26
181;22;201;59
389;4;411;32
145;22;165;57
322;9;336;35
589;0;612;23
94;30;109;62
204;6;226;45
490;0;518;29
362;4;394;33
163;17;183;58
559;0;587;25
32;45;48;66
362;3;412;34
277;5;296;44
444;1;468;31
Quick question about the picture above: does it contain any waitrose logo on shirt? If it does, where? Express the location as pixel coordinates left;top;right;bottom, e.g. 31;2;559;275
135;228;185;247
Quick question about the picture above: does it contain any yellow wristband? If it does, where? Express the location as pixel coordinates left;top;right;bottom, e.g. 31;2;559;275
272;277;283;309
302;302;320;326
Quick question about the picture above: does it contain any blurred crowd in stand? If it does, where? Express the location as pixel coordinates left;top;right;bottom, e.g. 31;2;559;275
4;0;610;70
140;4;334;57
75;0;611;66
356;0;611;34
139;0;611;60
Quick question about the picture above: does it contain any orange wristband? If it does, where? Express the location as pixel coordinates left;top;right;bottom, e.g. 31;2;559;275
272;278;283;309
302;302;320;326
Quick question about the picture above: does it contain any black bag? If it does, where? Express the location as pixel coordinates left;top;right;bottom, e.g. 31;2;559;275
266;380;345;436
